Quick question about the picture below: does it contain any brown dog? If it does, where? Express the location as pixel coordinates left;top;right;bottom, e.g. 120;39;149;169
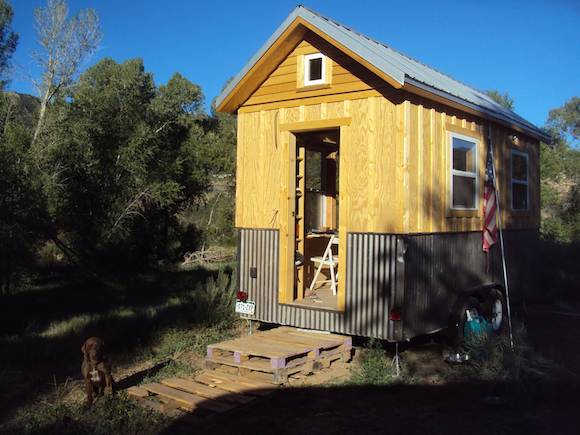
81;337;113;404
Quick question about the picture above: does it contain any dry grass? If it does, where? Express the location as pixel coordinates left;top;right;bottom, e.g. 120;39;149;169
0;264;240;434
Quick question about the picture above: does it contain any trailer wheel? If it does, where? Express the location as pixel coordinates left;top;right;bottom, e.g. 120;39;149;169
452;296;481;347
487;289;506;334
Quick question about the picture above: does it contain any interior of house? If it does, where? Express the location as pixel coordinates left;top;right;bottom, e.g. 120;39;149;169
292;129;340;310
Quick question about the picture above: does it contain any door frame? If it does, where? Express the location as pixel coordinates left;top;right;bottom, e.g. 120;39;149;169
277;118;351;311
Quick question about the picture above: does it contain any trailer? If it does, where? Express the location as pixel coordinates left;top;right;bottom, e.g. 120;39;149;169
215;6;546;342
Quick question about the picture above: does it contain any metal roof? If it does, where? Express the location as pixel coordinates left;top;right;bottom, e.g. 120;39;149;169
216;5;549;142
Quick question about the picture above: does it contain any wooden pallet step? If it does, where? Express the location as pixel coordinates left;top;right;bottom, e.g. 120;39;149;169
276;326;350;342
140;383;234;414
206;354;304;377
262;328;343;342
161;377;253;404
276;327;352;346
261;329;336;346
206;355;274;372
274;329;353;360
260;332;345;358
209;337;310;358
208;342;318;370
241;370;283;386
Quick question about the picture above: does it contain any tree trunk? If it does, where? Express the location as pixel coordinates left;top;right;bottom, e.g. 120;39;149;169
32;93;49;145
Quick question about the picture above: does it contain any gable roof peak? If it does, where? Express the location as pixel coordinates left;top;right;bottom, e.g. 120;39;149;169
216;5;548;142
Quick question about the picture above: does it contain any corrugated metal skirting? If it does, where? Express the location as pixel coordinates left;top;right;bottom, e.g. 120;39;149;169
238;229;403;340
238;228;539;341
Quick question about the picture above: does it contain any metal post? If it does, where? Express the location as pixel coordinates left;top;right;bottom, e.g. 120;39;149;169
488;126;515;350
392;342;400;377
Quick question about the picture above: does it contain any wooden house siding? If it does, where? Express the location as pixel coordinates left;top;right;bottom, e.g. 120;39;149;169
244;33;385;107
236;97;540;234
236;92;539;311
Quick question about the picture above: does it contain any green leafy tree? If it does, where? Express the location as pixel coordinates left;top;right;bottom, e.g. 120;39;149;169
0;0;17;88
484;90;515;110
546;97;579;147
541;96;580;242
37;58;213;265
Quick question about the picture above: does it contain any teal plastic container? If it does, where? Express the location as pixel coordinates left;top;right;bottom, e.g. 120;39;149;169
464;315;493;339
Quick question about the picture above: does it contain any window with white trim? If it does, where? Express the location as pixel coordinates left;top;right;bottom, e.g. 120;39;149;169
304;53;326;86
511;150;529;210
450;133;478;210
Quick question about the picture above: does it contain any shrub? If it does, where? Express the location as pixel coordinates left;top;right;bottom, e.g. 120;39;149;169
446;323;557;382
350;339;399;385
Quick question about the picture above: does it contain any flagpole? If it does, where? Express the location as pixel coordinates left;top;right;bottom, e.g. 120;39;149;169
488;125;515;350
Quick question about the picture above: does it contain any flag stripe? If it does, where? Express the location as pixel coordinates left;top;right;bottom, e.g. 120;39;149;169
482;150;498;252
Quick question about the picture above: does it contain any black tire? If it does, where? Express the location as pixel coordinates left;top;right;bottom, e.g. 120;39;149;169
485;289;507;334
451;296;482;347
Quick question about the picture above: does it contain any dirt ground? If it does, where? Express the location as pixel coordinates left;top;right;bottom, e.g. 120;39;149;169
159;305;580;435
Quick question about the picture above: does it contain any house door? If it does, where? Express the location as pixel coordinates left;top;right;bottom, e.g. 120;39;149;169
282;128;340;310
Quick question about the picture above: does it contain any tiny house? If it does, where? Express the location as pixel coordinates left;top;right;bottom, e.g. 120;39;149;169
216;6;548;341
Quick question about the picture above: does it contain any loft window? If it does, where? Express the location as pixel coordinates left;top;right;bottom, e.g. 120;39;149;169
304;53;326;86
511;150;529;210
450;133;478;210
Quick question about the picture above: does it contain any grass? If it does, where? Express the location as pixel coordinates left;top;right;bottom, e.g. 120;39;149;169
0;262;241;434
1;261;569;434
346;322;560;389
3;394;169;435
348;339;401;385
444;322;560;383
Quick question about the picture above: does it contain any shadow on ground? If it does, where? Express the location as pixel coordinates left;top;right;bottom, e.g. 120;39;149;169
156;379;580;435
0;265;234;423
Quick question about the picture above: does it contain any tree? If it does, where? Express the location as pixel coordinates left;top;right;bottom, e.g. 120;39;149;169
541;96;580;242
37;58;213;265
546;96;579;147
484;90;514;110
0;0;17;88
0;0;25;294
31;0;101;144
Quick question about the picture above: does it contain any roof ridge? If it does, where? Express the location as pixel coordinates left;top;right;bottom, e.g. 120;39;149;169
217;5;548;141
298;5;507;114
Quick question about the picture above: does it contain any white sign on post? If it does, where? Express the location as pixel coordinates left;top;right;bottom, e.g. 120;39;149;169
235;300;256;316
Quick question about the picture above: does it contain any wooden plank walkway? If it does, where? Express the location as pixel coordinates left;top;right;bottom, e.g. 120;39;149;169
127;327;352;423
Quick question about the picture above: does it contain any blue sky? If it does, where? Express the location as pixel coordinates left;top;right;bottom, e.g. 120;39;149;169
8;0;580;127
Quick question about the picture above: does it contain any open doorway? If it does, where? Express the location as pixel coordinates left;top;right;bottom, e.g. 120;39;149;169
293;129;340;310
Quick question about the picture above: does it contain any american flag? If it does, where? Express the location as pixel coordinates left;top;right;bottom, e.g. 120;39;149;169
482;149;498;252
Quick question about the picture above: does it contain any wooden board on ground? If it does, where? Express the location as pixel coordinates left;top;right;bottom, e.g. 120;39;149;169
141;383;234;413
194;371;275;396
127;386;150;398
128;327;353;422
161;377;254;404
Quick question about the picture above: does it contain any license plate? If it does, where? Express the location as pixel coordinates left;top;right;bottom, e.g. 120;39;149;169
235;301;256;316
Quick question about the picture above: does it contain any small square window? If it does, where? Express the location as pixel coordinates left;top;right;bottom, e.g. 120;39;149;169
304;53;326;86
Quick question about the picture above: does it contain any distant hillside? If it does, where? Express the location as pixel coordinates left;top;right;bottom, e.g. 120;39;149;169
2;91;40;129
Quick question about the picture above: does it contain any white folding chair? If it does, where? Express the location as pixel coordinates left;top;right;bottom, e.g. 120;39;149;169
308;234;339;296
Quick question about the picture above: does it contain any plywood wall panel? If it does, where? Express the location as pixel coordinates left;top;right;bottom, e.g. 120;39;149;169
236;93;540;234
